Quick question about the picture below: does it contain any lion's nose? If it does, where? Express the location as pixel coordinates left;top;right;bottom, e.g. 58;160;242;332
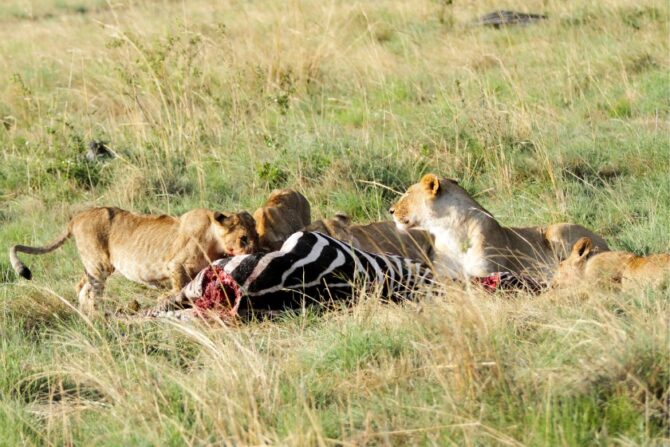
389;206;395;215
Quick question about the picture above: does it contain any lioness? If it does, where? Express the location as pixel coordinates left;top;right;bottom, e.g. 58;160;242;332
390;174;609;280
305;215;434;263
10;207;259;314
253;189;311;251
553;237;670;290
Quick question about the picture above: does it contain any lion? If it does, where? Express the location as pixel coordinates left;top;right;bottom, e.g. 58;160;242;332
9;207;259;314
351;221;434;264
390;174;610;280
552;237;670;290
304;214;434;263
253;189;311;251
303;213;357;245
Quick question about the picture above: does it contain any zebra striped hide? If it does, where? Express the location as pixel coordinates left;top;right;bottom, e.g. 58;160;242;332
146;231;435;319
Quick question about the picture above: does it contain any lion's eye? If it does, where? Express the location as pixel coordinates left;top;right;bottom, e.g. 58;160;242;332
240;235;248;246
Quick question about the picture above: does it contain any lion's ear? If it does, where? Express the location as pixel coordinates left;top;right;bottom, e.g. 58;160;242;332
213;211;231;225
571;237;593;260
238;212;257;227
333;213;352;225
237;211;253;221
420;174;441;196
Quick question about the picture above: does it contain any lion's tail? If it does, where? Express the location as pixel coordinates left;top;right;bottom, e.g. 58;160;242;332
9;228;72;280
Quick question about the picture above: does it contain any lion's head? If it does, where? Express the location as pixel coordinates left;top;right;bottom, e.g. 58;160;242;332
213;211;260;255
551;237;593;288
390;173;471;232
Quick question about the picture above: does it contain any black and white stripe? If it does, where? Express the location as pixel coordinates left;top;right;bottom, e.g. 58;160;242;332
177;231;434;312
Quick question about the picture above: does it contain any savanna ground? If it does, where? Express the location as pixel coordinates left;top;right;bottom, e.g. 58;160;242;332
0;0;669;445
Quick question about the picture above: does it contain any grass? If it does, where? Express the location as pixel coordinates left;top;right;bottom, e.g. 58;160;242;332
0;0;668;444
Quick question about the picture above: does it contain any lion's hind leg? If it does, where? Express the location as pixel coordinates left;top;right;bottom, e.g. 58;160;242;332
77;279;95;315
74;229;114;315
75;274;87;294
77;263;113;315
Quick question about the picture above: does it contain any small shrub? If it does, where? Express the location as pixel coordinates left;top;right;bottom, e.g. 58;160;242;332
257;162;288;189
603;97;633;118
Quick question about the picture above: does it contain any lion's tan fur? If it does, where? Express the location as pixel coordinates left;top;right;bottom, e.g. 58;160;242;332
253;189;311;251
350;222;434;264
10;207;259;314
552;237;670;290
390;174;609;280
303;214;356;245
305;215;434;263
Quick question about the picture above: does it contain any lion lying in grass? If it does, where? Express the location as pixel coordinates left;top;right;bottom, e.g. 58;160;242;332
10;207;259;314
303;213;356;243
390;174;610;280
305;214;434;263
552;237;670;290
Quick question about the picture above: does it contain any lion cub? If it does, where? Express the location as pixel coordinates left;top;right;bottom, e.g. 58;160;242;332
10;207;259;314
390;174;610;280
253;189;311;251
553;237;670;290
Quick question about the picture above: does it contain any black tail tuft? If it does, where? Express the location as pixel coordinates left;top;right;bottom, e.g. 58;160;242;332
18;266;32;280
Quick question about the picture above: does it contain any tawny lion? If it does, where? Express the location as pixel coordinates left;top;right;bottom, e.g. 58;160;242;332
305;215;434;263
390;174;610;280
552;237;670;290
10;207;259;314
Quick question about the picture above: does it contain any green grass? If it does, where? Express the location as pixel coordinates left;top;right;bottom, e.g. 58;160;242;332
1;0;669;444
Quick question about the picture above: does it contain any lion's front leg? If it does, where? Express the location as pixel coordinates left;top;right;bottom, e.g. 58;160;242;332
168;261;191;295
